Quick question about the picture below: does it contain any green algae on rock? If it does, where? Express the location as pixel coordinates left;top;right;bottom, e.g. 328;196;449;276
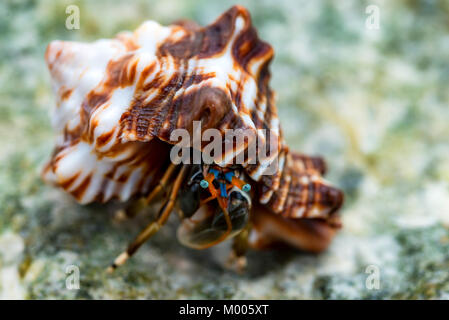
1;0;448;299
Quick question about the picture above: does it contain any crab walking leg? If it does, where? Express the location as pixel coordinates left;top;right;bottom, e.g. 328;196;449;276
145;163;178;204
107;165;188;273
125;163;178;218
226;225;250;273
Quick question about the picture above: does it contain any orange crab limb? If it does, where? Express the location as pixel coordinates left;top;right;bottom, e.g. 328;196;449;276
231;176;246;190
201;194;217;205
217;195;228;211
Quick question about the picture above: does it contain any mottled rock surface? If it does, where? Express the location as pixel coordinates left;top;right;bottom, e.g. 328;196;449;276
0;0;448;299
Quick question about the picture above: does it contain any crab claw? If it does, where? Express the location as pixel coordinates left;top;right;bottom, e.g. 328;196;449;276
177;188;250;249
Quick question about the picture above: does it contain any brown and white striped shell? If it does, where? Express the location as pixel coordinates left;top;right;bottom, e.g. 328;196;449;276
43;6;343;221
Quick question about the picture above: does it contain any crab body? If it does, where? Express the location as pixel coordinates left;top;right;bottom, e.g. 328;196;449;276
43;5;343;271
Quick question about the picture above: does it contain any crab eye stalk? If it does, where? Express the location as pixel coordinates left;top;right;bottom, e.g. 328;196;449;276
200;180;209;188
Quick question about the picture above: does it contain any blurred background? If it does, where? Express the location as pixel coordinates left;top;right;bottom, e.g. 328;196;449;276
0;0;448;299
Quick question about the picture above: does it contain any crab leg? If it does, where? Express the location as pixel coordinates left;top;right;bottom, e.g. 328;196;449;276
145;163;178;204
226;224;250;273
125;163;178;218
107;165;188;273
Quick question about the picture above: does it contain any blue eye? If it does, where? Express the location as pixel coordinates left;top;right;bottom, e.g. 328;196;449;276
242;184;251;192
200;180;209;188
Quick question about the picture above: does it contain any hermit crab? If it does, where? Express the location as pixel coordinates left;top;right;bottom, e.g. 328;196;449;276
43;5;343;272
